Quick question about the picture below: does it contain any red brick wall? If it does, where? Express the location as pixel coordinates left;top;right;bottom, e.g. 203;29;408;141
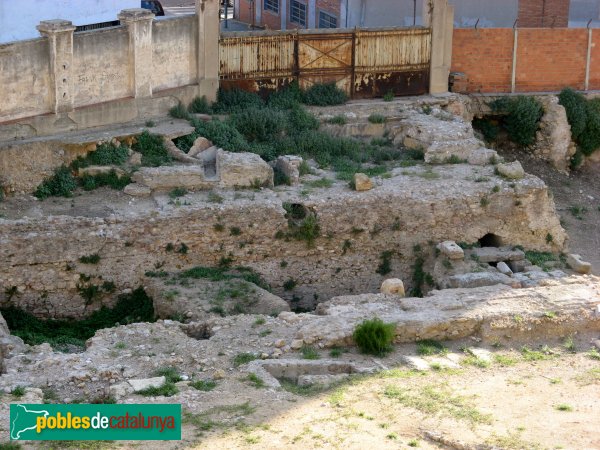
451;29;514;93
518;0;570;28
238;0;254;25
451;28;593;93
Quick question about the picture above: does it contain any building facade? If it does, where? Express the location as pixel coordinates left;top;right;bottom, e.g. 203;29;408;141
234;0;594;30
234;0;345;30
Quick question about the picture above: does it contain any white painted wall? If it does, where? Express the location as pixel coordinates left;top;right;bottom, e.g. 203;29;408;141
0;0;139;43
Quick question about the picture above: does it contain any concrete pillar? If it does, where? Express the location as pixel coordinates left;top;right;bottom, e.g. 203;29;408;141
308;0;316;28
119;9;155;99
37;20;76;114
423;0;454;94
196;0;220;101
281;0;288;30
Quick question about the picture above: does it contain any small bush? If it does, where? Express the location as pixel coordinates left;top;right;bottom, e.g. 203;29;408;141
559;88;588;140
301;345;320;360
229;107;287;142
376;251;393;276
188;95;212;114
353;318;395;356
233;352;258;367
80;170;131;191
368;114;386;124
11;386;26;398
289;215;320;246
327;115;347;125
303;82;348;106
268;82;304;110
579;99;600;155
169;187;188;199
34;166;77;199
71;142;129;169
286;105;320;134
491;96;543;147
137;381;178;397
133;131;172;167
79;253;100;264
283;278;297;291
192;118;249;153
191;379;217;391
212;88;264;114
473;118;500;142
169;102;190;120
383;91;394;102
570;148;584;170
153;366;182;383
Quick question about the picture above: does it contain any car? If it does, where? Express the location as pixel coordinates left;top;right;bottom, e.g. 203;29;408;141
141;0;165;16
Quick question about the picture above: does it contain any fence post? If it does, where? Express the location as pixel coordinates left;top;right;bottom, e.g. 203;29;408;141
196;0;220;101
511;19;518;94
585;20;593;91
118;9;155;99
424;0;454;94
37;19;76;115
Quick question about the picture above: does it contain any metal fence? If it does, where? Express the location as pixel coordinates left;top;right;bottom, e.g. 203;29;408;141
219;27;431;98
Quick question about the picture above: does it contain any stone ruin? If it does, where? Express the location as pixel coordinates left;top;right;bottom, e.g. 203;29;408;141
0;94;598;416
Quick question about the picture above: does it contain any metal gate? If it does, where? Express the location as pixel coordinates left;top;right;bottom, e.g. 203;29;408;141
219;27;431;98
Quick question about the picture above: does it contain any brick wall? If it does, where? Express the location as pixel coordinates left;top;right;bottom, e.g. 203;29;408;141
451;27;596;93
518;0;570;28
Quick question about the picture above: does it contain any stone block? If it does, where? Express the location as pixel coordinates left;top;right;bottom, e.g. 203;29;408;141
275;155;303;185
437;241;464;260
496;261;513;276
123;183;152;196
471;247;525;263
78;166;127;178
131;166;214;190
567;254;592;274
128;376;166;392
447;272;519;289
353;173;373;191
467;148;499;165
380;278;405;296
188;137;213;157
218;150;274;188
496;161;525;180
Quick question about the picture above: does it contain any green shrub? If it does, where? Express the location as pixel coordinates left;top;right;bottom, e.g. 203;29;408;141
492;96;543;146
570;148;584;170
80;170;131;191
268;82;303;110
376;251;393;275
71;142;129;170
190;379;217;391
229;107;288;142
11;386;26;397
153;366;182;383
286;105;320;134
289;215;320;246
79;253;100;264
169;187;188;198
383;91;394;102
133;131;172;167
303;82;348;106
559;88;587;140
579;99;600;155
169;102;190;120
300;345;320;360
173;133;198;153
1;287;154;351
212;88;264;114
327;115;347;125
233;352;258;367
188;95;212;114
353;318;395;356
34;166;78;199
137;382;178;397
192;118;249;152
368;114;386;124
473;118;500;142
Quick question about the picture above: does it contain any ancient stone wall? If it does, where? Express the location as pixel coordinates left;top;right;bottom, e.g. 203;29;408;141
0;165;566;318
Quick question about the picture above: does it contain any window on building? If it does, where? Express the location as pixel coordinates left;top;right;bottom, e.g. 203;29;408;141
264;0;279;14
318;11;337;28
290;0;307;26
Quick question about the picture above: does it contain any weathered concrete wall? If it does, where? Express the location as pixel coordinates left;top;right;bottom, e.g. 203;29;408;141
0;0;220;140
0;38;52;122
73;28;131;108
152;16;198;92
0;165;566;318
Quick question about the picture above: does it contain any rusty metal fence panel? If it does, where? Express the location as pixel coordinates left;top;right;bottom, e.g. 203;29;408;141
219;27;431;98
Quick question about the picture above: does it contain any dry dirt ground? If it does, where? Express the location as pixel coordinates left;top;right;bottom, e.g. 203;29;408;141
498;151;600;276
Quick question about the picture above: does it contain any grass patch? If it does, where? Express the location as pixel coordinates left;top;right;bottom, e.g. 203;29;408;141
169;187;187;199
300;345;320;360
80;170;131;191
383;383;493;425
353;318;395;356
520;346;555;361
569;205;587;220
71;142;129;169
137;382;178;397
494;354;518;366
11;386;26;398
305;177;333;188
524;251;559;269
368;113;386;124
327;115;347;125
79;253;101;264
190;380;217;391
555;403;573;412
153;366;182;383
132;131;172;167
246;373;265;388
416;339;447;356
233;352;258;367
